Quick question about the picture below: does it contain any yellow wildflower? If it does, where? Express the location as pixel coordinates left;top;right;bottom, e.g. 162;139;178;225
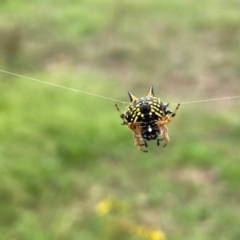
94;198;113;216
149;230;166;240
130;224;166;240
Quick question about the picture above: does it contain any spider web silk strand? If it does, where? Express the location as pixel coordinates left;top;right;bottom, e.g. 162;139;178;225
0;69;127;104
1;69;240;105
171;96;240;105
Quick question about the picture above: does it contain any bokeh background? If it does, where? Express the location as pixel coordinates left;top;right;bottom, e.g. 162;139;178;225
1;0;240;240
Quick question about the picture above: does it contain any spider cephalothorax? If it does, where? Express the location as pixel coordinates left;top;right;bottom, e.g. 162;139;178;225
115;86;180;152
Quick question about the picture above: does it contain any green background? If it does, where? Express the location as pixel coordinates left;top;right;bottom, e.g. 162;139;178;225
0;0;240;239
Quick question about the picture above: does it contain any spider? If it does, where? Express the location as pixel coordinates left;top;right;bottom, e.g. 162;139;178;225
115;86;180;152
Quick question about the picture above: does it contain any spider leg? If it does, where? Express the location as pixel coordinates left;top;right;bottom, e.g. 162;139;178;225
157;104;180;147
155;120;170;147
115;103;122;116
159;125;170;147
130;122;148;152
165;103;181;123
171;103;181;117
115;104;129;125
133;128;148;153
157;138;163;146
140;139;148;147
155;103;180;127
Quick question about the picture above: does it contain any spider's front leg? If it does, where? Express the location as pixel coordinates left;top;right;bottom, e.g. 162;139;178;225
115;104;148;152
160;125;170;147
155;121;170;147
115;104;128;125
157;137;163;146
164;103;181;124
143;139;148;147
134;134;148;152
130;123;148;153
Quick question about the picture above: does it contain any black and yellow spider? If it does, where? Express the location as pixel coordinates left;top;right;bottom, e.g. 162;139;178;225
115;86;180;152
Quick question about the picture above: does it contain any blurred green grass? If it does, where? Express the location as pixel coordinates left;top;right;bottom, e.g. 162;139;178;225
1;0;240;240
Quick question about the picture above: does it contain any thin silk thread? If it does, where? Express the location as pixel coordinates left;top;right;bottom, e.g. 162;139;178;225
0;69;127;104
1;69;240;105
